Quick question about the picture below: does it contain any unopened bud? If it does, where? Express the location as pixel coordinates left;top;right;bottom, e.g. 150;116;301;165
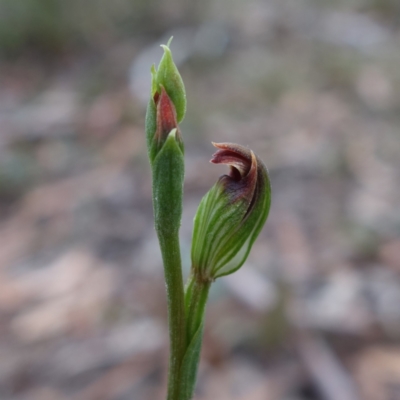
146;38;185;164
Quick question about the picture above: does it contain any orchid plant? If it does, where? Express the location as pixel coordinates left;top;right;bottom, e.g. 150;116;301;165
145;38;271;400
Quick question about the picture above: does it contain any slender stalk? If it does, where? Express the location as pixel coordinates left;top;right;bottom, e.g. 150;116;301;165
158;232;187;400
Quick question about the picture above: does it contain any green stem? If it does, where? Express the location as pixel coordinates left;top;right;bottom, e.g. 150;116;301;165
158;232;187;400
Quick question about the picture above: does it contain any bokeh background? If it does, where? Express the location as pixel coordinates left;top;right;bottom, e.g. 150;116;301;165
1;0;400;399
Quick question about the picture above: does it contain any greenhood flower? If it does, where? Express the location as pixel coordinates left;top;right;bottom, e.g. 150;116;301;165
191;142;271;280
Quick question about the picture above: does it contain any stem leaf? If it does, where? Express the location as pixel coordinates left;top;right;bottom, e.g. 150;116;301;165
179;323;204;400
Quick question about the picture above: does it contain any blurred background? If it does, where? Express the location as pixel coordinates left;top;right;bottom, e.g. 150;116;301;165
0;0;400;399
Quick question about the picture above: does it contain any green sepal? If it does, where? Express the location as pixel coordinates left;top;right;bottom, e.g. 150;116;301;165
213;169;271;278
191;184;249;279
152;129;184;236
153;38;186;123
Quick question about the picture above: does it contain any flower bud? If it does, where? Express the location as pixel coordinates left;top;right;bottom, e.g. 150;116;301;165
145;38;185;164
191;143;271;280
145;39;186;236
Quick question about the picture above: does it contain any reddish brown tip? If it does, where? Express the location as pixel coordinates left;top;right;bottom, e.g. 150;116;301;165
210;142;258;204
211;142;255;178
154;86;179;142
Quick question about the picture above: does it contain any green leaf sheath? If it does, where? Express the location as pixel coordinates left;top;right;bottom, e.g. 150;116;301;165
152;133;184;235
185;274;211;341
181;274;211;400
179;322;205;400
